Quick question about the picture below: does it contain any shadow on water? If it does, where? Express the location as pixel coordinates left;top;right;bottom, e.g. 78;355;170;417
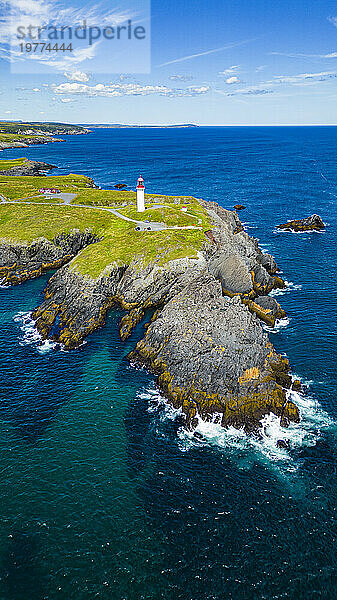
1;528;48;600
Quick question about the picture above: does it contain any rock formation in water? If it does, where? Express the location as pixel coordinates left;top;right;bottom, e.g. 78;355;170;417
23;199;300;431
278;214;325;232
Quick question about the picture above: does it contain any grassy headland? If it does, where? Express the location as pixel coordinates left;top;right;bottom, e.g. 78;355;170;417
0;158;210;279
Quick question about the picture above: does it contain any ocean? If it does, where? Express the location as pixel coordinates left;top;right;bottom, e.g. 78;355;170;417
0;126;336;599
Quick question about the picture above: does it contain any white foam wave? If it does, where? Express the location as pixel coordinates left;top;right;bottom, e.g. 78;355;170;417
263;317;290;333
274;228;325;235
270;280;302;297
13;311;57;354
0;278;9;288
140;383;334;470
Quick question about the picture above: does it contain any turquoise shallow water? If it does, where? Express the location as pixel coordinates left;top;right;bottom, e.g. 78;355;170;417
0;127;336;599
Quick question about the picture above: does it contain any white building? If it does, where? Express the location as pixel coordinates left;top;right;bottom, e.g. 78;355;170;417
136;175;145;212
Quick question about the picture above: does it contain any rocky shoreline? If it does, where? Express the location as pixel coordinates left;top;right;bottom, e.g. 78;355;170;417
0;159;57;176
0;136;63;151
0;198;300;432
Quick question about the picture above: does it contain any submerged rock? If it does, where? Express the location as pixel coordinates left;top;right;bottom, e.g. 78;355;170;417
278;214;325;232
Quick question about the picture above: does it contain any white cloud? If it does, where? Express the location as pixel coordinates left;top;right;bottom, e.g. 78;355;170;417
225;88;274;97
274;70;337;83
219;65;240;76
64;70;90;82
169;74;193;81
52;81;210;97
0;0;134;69
60;98;75;103
32;87;40;91
226;76;239;84
328;16;337;28
270;51;337;60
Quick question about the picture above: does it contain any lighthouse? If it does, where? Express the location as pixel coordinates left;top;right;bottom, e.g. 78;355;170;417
136;175;145;212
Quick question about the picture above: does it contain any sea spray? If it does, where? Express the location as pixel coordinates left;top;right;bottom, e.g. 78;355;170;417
140;382;334;469
13;311;58;354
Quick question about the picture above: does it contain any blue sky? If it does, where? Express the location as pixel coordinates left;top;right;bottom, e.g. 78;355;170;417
1;0;337;124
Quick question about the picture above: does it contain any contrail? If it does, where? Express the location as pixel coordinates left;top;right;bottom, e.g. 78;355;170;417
158;38;257;67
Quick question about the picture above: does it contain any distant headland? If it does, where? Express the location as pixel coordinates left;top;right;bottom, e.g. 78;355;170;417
80;123;199;129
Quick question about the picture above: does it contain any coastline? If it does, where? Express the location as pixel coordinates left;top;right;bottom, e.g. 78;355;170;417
0;144;301;435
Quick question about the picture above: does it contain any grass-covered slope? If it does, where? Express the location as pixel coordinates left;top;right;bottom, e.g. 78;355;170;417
0;173;94;200
0;121;88;135
0;160;210;278
0;202;208;279
0;158;27;171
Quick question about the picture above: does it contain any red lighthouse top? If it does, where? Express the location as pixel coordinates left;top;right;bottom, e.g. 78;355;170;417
137;175;144;189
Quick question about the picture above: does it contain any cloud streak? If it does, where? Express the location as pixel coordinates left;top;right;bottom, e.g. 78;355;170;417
158;38;256;67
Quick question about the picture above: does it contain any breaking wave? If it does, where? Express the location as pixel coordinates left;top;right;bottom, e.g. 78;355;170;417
263;317;290;333
13;311;57;354
270;280;302;297
140;383;334;470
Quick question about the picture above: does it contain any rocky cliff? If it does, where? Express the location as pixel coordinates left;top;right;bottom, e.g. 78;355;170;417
23;200;300;431
0;230;101;286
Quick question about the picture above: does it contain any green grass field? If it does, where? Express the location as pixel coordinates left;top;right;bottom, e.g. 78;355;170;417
0;133;54;144
0;173;94;201
0;121;86;135
0;161;211;278
0;202;208;278
0;158;27;171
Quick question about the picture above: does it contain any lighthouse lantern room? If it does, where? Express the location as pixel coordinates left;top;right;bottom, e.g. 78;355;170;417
136;175;145;212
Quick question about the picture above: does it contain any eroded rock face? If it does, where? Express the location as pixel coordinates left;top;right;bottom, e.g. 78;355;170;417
0;230;100;286
278;214;325;232
129;273;299;430
208;253;253;294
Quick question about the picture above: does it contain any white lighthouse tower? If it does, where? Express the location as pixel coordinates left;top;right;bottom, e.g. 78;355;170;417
136;175;145;212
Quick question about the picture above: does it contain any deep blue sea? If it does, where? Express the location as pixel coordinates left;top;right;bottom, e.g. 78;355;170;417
0;127;336;599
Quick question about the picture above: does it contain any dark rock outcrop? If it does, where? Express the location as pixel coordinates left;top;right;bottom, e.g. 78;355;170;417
129;274;299;430
278;214;325;232
0;230;100;286
234;204;246;210
114;183;127;189
253;295;286;325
